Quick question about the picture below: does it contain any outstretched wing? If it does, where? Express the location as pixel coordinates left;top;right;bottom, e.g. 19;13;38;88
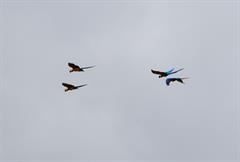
166;78;172;86
166;78;177;86
151;69;165;75
62;83;75;88
76;84;87;88
81;66;95;70
166;68;175;74
68;63;80;69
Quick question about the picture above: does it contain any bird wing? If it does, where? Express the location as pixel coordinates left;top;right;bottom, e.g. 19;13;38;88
62;83;75;88
166;78;176;86
166;68;175;74
68;63;80;69
81;66;95;70
151;69;165;75
76;84;87;88
166;78;172;86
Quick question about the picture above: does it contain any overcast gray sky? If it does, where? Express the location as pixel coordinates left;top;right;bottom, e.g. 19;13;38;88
0;0;239;161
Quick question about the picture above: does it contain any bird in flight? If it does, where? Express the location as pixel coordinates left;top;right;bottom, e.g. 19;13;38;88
68;63;95;73
166;78;188;86
62;83;87;92
151;68;184;78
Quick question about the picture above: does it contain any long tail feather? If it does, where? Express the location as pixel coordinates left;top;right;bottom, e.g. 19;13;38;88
76;84;87;88
82;66;95;69
170;68;184;74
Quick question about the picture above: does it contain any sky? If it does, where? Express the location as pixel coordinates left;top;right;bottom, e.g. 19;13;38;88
0;0;239;161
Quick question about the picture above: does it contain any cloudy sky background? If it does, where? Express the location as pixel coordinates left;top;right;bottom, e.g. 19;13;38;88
1;0;239;161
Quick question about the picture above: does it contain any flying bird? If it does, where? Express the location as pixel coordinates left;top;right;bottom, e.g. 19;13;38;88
151;68;184;78
62;83;87;92
166;78;188;86
68;63;95;73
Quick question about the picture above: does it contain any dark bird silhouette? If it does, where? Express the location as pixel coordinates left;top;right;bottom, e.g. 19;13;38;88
62;83;87;92
166;78;188;86
151;68;184;78
68;63;95;73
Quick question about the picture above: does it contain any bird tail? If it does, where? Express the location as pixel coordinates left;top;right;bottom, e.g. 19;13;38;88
171;68;184;74
181;77;189;84
76;84;87;88
82;66;95;69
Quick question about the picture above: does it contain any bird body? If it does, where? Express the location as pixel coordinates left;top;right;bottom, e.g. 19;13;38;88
62;83;87;92
151;68;184;78
166;78;188;86
68;63;95;73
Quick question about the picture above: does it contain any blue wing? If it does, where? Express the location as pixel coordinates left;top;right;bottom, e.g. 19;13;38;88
166;68;175;74
166;78;172;86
